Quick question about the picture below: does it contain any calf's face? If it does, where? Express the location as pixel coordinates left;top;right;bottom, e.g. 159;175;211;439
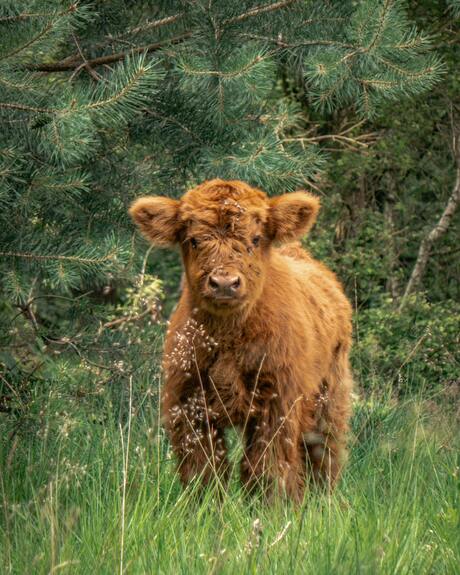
130;179;319;314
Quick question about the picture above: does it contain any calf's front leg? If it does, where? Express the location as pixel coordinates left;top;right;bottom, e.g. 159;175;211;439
162;374;230;488
240;398;306;502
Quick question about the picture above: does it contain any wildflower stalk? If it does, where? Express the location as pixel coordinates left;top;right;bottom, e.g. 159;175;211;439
119;376;133;575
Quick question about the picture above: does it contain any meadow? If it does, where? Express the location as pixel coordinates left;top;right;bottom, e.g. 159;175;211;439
1;376;458;574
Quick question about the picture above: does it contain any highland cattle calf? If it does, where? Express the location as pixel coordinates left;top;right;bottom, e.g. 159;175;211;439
130;179;353;501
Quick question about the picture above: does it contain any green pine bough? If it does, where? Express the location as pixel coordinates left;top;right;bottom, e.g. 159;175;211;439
0;0;443;296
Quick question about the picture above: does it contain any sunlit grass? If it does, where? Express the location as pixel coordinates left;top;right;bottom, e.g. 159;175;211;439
1;388;458;574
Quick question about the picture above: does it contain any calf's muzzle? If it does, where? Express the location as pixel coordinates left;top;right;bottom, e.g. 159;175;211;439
207;272;241;299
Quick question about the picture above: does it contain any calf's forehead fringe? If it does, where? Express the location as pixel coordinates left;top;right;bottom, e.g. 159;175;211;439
178;179;268;227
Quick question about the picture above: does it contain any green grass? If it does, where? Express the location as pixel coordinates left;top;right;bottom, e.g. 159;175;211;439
0;388;458;574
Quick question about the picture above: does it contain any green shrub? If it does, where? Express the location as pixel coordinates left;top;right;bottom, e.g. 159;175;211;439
353;297;460;393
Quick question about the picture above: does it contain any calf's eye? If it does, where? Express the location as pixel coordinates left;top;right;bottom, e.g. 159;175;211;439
252;235;261;247
190;237;198;249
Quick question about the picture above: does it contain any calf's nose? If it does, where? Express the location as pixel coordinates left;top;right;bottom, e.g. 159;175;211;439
208;273;241;297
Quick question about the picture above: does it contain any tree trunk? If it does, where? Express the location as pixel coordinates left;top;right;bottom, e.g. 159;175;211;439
399;144;460;310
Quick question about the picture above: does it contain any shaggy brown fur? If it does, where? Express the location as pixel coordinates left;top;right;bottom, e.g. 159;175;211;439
130;179;353;501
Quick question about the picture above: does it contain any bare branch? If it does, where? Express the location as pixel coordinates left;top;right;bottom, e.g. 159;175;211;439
282;123;380;151
70;33;102;82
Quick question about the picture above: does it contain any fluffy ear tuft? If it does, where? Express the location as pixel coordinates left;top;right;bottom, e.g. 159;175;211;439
268;192;320;243
129;196;181;246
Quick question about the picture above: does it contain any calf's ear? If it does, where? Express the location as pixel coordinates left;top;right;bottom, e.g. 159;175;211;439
268;192;320;243
129;196;181;246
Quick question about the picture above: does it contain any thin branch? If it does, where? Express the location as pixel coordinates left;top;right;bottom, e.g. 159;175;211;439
69;33;102;82
283;133;378;149
23;12;184;70
100;306;158;331
282;124;379;150
139;244;153;286
48;338;115;371
375;55;437;79
10;293;117;372
105;12;184;45
430;245;460;257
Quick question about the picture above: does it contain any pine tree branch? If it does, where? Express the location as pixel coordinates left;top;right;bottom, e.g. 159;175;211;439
27;1;301;73
375;56;436;79
3;59;156;117
0;102;55;113
0;4;78;62
399;139;460;309
143;109;206;144
0;250;117;265
0;75;35;91
0;10;61;23
222;0;299;25
359;78;408;88
318;74;348;104
179;53;274;78
81;65;148;111
394;37;427;51
366;0;393;53
68;12;185;58
239;33;354;49
79;13;186;54
27;34;191;72
302;17;346;25
108;12;185;41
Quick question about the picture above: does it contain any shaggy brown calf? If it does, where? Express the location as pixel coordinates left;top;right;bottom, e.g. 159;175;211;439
130;179;353;501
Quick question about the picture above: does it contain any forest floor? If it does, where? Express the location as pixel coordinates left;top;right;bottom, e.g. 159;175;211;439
0;384;458;574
